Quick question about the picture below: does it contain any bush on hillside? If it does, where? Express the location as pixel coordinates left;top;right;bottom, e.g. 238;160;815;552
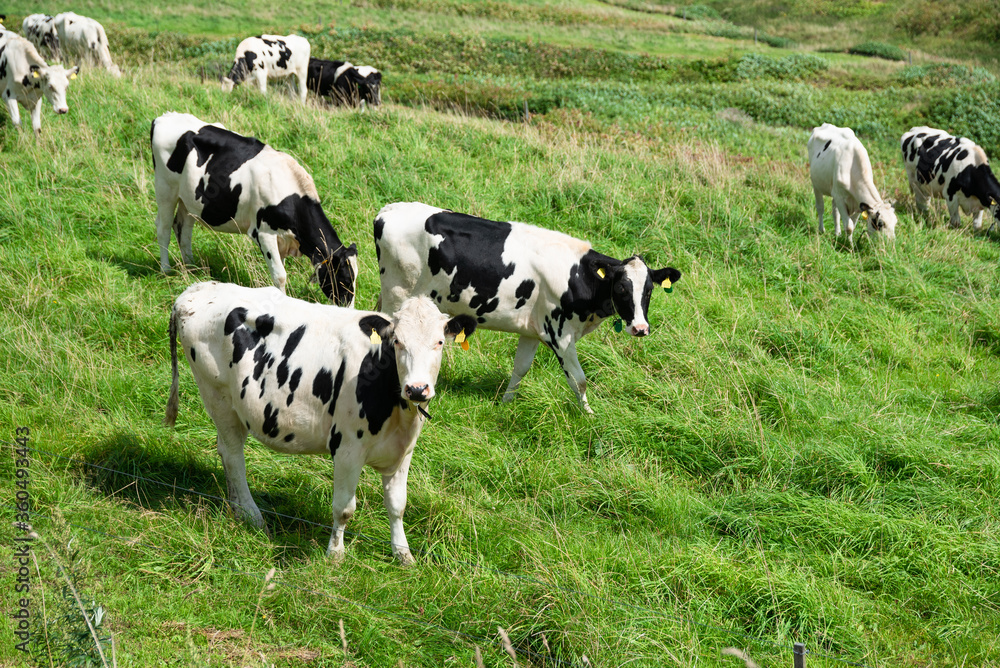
848;41;906;61
895;64;996;87
919;83;1000;158
735;53;829;81
677;4;721;20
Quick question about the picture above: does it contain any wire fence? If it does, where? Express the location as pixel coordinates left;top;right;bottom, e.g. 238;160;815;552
9;440;872;668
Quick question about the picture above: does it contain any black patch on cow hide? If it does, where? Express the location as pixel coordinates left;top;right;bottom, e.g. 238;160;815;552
424;211;516;317
189;347;196;362
284;432;295;442
823;140;831;152
547;250;618;340
164;125;267;227
261;402;280;438
356;338;405;436
255;313;275;338
514;279;535;309
228;49;257;84
329;423;343;458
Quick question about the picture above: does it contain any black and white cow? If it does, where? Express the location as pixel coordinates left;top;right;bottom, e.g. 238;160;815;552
307;58;381;107
151;112;358;306
165;281;477;564
22;14;60;62
0;34;78;136
901;126;1000;231
53;12;121;77
222;34;310;104
808;123;897;243
374;202;682;413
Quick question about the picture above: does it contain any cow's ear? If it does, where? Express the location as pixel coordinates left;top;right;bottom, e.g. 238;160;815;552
650;267;682;291
445;314;478;342
359;314;393;346
69;66;79;80
30;65;41;79
589;257;615;281
859;202;871;212
345;242;358;257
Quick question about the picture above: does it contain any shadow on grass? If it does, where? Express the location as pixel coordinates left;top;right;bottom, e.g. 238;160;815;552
71;432;344;560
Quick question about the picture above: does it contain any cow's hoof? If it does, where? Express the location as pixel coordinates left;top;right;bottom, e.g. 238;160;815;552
327;548;346;565
395;549;416;567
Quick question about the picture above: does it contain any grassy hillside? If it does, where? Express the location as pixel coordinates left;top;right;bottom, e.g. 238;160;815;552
1;2;999;667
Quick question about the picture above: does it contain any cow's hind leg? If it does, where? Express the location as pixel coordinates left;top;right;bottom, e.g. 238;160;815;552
328;447;365;563
175;201;196;266
502;336;540;403
381;450;416;566
209;404;264;528
155;182;180;273
814;191;825;234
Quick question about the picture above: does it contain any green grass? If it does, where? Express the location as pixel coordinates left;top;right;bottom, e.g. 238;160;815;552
2;2;1000;667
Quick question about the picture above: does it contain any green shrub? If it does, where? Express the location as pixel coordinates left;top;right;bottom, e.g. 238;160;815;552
895;64;997;87
678;4;721;20
848;41;906;61
735;53;829;81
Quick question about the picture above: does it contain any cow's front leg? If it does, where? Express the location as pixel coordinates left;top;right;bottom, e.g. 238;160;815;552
502;336;540;403
211;408;263;527
254;231;288;293
555;340;593;414
29;99;43;136
328;448;365;563
972;208;984;232
381;449;416;566
4;95;21;129
947;197;963;229
254;70;268;94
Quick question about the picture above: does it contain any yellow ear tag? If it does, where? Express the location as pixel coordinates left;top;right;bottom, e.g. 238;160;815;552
69;72;77;80
992;198;997;206
861;211;868;220
370;331;381;345
597;268;606;279
661;278;671;290
32;71;41;79
454;329;466;344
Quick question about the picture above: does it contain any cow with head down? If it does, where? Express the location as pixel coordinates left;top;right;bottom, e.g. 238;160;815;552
808;123;897;244
0;33;78;136
222;34;310;104
53;12;121;77
901;126;1000;232
307;57;381;107
166;281;477;564
151;112;359;306
375;202;682;414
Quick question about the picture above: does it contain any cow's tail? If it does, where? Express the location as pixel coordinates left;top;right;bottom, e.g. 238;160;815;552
164;305;180;427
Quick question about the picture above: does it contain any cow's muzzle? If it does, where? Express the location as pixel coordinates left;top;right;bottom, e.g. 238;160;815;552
56;107;68;114
630;324;649;337
405;383;431;402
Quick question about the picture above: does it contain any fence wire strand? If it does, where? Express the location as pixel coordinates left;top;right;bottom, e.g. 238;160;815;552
12;441;871;668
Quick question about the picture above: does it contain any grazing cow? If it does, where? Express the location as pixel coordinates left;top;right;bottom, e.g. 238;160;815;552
0;34;78;136
222;35;310;104
375;202;682;413
307;58;381;107
22;14;61;62
151;112;359;306
53;12;121;77
166;281;477;564
808;123;897;243
901;126;1000;231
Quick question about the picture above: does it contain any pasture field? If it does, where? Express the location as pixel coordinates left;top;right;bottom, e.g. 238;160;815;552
1;1;999;666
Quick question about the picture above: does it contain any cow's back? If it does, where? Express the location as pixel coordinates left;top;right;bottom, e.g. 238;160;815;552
376;202;590;335
808;123;871;194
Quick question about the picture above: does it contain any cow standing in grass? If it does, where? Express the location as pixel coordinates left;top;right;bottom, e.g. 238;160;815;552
901;126;1000;232
307;58;381;107
374;202;682;413
166;281;477;564
0;34;78;136
808;123;897;243
222;35;310;104
150;112;359;306
53;12;121;77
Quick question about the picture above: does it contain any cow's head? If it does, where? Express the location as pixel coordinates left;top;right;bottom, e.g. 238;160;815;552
353;66;381;106
860;201;897;241
316;243;359;308
373;297;477;405
592;255;682;337
34;64;78;114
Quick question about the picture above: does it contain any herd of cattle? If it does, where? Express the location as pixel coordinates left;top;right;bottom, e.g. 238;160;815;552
6;14;1000;562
